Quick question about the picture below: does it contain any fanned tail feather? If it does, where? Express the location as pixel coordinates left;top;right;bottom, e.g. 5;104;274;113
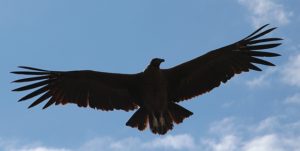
126;103;193;135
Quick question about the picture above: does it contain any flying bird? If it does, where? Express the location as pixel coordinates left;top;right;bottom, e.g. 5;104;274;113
12;24;281;135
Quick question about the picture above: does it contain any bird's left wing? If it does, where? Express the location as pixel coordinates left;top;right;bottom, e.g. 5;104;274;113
12;66;142;111
164;24;282;103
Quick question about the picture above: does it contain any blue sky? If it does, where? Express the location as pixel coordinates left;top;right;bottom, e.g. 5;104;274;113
0;0;299;151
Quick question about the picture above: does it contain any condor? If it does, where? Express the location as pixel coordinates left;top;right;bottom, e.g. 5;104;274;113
12;24;281;135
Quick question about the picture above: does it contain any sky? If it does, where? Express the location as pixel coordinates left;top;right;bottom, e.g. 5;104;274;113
0;0;299;151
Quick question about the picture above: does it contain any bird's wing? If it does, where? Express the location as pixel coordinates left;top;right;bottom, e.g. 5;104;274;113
12;66;142;111
164;24;282;103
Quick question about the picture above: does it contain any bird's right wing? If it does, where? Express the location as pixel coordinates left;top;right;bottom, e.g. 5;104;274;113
163;24;282;103
12;66;142;111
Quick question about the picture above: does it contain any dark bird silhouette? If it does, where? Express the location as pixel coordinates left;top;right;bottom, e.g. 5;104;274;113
12;24;281;135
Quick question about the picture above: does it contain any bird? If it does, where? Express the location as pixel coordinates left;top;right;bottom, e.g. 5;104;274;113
12;24;281;135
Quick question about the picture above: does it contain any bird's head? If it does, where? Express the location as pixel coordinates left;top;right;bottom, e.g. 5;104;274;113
149;58;165;68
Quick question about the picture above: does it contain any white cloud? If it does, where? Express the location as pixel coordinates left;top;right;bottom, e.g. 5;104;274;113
209;117;236;135
254;116;279;132
79;134;196;151
202;135;239;151
203;133;300;151
1;135;196;151
243;134;300;151
143;134;196;150
109;137;140;151
284;93;300;105
14;147;70;151
203;116;300;151
246;68;276;88
0;140;70;151
282;53;300;87
242;134;284;151
2;117;300;151
78;137;141;151
238;0;293;28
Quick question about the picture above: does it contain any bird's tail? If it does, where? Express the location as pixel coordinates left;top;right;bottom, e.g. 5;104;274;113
168;103;193;124
126;103;193;135
126;107;148;131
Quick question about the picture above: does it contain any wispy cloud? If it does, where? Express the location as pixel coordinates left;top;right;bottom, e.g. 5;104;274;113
209;117;236;135
143;134;196;150
1;135;196;151
202;135;239;151
203;116;300;151
238;0;293;28
0;140;70;151
281;53;300;87
254;116;279;132
203;133;300;151
1;117;300;151
78;137;141;151
78;134;196;151
284;93;300;105
242;134;285;151
246;68;277;88
16;147;69;151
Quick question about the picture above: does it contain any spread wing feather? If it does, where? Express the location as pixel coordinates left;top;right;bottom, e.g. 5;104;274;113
12;67;142;111
164;24;282;102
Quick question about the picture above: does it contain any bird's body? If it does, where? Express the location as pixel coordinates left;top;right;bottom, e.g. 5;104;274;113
142;60;168;112
131;58;186;134
12;24;282;135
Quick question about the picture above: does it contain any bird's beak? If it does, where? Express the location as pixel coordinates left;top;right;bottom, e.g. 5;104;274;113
160;59;165;62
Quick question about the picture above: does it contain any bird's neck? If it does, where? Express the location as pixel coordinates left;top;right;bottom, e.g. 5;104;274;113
145;65;160;72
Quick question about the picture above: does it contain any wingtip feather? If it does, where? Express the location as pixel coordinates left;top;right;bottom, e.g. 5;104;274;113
18;98;26;102
18;66;48;72
248;63;262;71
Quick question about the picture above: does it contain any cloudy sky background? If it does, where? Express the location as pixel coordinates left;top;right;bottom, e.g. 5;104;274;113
0;0;299;151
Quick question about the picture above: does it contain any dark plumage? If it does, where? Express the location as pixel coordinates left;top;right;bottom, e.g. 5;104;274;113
12;24;281;135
